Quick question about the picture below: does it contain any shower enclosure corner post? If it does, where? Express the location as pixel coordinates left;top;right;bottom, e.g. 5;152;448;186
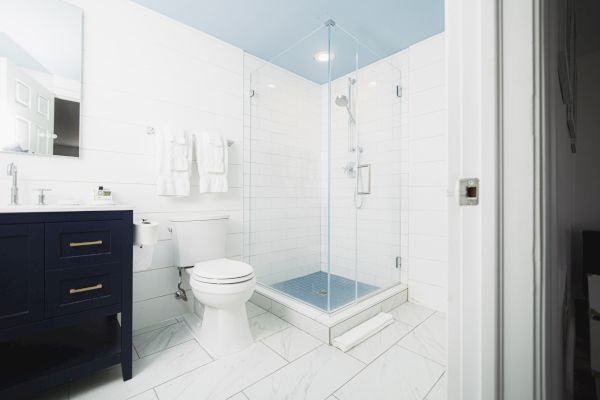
326;19;333;313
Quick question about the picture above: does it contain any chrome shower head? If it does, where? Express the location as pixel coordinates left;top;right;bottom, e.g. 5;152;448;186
335;94;355;123
335;95;348;107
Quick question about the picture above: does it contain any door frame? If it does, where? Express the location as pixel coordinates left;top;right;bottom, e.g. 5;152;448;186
447;0;545;399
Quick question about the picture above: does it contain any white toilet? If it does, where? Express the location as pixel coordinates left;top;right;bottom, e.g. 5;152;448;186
170;214;256;358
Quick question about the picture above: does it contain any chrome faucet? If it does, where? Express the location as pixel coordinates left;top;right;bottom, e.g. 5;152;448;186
6;163;18;205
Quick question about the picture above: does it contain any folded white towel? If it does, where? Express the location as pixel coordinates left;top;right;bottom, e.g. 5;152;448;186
172;130;187;145
194;132;228;193
156;126;192;196
196;133;225;173
172;142;189;171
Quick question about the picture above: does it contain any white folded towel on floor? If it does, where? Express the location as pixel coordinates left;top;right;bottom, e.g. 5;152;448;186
194;132;229;193
156;126;192;196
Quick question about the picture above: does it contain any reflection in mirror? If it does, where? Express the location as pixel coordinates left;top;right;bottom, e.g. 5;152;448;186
0;0;82;158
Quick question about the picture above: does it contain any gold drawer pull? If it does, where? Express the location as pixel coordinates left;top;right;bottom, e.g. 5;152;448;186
69;240;103;247
69;283;103;294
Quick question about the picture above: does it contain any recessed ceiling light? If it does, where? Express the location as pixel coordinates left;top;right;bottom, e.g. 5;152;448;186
313;51;335;62
267;83;277;89
368;81;378;87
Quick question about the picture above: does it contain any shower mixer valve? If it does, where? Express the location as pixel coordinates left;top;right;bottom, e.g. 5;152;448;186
342;161;357;178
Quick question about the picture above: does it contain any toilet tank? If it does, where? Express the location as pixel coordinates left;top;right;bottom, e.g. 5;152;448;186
170;214;229;267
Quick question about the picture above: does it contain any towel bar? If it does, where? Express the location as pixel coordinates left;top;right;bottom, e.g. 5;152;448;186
145;127;234;147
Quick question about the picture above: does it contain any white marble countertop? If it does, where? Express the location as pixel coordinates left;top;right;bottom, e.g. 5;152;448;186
0;204;134;213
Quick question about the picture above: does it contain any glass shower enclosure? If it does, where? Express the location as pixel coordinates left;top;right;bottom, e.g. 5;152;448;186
243;20;403;313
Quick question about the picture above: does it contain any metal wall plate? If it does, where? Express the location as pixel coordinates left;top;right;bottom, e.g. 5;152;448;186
458;178;479;206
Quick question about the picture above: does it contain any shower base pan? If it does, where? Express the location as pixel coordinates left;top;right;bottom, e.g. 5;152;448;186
271;271;379;312
250;278;407;344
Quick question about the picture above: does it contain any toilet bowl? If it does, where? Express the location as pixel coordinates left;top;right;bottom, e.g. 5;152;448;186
190;258;255;357
170;214;256;358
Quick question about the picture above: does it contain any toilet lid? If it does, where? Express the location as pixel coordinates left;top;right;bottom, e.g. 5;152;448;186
192;259;254;282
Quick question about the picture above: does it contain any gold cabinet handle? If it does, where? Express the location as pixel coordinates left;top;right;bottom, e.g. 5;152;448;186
69;240;103;247
69;283;103;294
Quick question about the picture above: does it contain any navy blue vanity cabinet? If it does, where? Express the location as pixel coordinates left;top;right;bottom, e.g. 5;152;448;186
0;210;133;399
0;224;44;329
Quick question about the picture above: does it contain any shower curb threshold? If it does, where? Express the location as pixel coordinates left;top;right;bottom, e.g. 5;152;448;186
251;283;408;344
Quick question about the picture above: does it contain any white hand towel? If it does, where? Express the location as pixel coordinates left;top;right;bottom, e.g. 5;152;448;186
172;131;190;172
156;126;192;196
194;132;229;193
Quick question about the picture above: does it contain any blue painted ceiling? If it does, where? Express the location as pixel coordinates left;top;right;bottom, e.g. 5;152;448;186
133;0;444;83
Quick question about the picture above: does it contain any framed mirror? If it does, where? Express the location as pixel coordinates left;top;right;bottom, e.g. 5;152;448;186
0;0;82;158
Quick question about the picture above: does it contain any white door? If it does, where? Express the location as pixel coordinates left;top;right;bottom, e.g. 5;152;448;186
1;57;54;154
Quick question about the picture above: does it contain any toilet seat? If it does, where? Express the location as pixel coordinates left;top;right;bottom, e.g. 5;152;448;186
192;258;255;285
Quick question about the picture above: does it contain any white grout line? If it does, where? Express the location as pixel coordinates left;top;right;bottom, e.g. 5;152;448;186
421;371;446;400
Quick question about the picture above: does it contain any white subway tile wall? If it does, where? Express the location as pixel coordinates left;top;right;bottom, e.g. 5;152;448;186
406;33;448;311
243;54;324;285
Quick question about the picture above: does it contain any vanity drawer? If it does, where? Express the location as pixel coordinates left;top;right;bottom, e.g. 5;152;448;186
45;263;121;317
45;220;124;269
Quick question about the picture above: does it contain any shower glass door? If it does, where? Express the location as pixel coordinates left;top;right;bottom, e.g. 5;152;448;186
353;43;404;300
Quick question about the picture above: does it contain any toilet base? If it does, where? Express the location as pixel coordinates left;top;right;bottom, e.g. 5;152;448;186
199;304;253;358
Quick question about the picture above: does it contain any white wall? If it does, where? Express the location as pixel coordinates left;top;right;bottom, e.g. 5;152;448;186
405;34;447;311
0;0;245;331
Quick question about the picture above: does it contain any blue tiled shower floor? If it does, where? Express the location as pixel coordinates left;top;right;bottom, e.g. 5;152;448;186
271;271;379;311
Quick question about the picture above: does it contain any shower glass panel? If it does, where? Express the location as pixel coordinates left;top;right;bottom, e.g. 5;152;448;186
243;21;402;313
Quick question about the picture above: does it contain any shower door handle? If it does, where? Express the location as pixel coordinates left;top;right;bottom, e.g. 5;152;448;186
357;164;371;195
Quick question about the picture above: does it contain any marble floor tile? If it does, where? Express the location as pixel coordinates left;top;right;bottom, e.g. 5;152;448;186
397;313;447;365
129;389;159;400
335;346;445;400
248;312;290;341
262;326;322;361
389;302;435;327
346;320;412;364
246;302;267;319
133;319;193;358
426;372;447;400
70;340;212;400
180;312;203;339
154;342;287;400
133;318;178;337
227;392;249;400
244;345;364;400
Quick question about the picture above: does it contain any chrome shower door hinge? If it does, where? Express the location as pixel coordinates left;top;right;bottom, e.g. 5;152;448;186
396;85;403;98
396;256;402;269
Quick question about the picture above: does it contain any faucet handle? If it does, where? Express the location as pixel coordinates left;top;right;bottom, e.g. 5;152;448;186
6;162;16;175
34;188;51;205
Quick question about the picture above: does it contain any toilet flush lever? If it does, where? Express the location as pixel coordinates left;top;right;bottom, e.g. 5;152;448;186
458;178;479;206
